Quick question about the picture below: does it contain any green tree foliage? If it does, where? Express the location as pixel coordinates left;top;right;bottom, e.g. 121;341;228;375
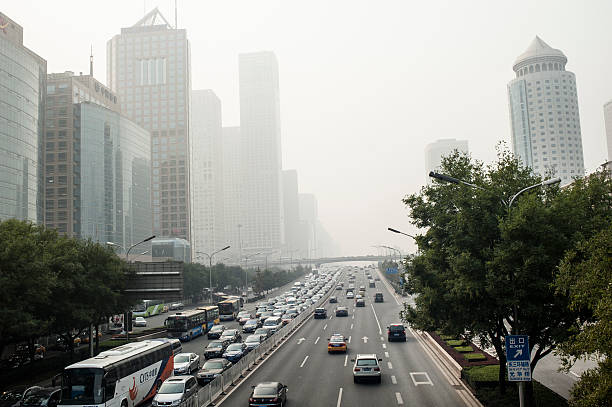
400;148;611;402
555;222;612;407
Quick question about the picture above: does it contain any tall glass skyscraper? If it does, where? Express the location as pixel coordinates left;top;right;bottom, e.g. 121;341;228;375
0;12;46;223
508;36;584;184
107;8;191;241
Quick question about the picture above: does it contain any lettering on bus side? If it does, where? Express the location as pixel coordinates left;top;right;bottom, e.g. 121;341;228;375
140;368;158;384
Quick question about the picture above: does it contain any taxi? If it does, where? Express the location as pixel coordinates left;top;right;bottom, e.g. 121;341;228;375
327;333;348;353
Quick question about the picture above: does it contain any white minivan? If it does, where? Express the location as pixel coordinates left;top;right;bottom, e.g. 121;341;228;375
263;316;282;334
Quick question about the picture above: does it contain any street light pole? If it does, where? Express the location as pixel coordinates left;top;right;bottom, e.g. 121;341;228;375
242;252;261;303
429;171;561;407
197;245;231;305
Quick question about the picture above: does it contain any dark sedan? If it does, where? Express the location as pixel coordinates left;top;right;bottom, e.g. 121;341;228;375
248;382;288;407
222;343;248;363
219;329;241;343
204;340;227;359
207;324;226;339
196;358;232;385
242;319;261;333
335;307;349;317
20;387;61;407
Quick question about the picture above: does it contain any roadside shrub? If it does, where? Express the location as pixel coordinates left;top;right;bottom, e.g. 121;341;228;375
464;353;487;361
455;346;474;353
446;339;465;346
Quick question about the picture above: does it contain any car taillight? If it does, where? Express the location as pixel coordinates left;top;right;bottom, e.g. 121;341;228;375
387;330;391;335
374;367;380;371
354;368;361;371
249;398;254;402
271;397;279;402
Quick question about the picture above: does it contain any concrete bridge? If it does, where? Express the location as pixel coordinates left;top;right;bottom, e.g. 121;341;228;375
263;255;394;267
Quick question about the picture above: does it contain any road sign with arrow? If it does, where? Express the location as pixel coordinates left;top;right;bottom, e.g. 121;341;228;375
505;335;531;382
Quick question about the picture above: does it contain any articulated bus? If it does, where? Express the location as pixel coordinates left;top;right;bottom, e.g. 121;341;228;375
132;300;165;318
217;298;241;321
165;306;220;341
59;340;173;407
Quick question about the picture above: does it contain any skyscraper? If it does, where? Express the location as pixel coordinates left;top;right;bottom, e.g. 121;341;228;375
107;8;192;240
0;12;46;223
604;100;612;162
424;139;469;184
222;126;244;260
508;36;584;184
238;51;283;252
191;90;225;255
282;170;300;254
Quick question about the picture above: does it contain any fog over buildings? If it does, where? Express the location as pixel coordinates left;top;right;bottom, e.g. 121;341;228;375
2;1;612;256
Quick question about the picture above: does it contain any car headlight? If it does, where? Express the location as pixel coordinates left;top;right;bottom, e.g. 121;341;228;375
171;400;181;406
152;401;158;406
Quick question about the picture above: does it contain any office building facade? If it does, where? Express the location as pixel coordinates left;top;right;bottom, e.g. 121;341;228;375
508;36;584;184
222;126;243;260
282;170;300;254
191;90;225;255
0;12;46;223
239;51;284;252
604;100;612;162
424;139;469;184
107;8;192;240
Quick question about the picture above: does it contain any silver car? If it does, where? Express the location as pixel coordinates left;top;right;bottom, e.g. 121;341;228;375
173;352;200;375
352;354;383;383
152;376;197;407
245;334;263;350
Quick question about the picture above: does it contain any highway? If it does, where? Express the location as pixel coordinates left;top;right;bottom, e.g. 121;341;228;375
217;265;474;407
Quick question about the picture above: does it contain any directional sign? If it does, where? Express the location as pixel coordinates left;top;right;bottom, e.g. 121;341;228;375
386;267;398;274
505;335;531;382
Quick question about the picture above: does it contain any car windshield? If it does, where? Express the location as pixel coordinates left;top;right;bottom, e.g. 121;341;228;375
174;355;190;363
226;344;242;351
224;330;237;335
158;383;184;394
389;325;404;331
246;320;257;325
204;361;223;369
253;386;277;396
207;342;222;349
211;326;224;332
357;359;378;367
246;335;260;343
331;336;344;342
264;319;277;325
22;392;52;406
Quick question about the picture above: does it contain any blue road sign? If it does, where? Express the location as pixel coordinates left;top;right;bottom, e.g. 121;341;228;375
506;335;531;382
386;267;398;274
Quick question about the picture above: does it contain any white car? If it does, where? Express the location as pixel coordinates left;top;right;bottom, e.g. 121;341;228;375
133;317;147;327
352;354;383;383
173;352;200;375
346;292;355;299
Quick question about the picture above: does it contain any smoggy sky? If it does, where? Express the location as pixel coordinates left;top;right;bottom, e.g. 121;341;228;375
5;0;612;256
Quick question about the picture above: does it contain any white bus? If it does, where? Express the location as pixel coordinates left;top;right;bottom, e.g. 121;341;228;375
58;340;174;407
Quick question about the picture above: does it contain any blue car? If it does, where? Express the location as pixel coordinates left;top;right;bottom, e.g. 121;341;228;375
222;342;248;362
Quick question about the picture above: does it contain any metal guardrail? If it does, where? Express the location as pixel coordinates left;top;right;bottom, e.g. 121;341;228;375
180;278;335;407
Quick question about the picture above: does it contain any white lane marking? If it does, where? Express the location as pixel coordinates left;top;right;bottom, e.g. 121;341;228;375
352;315;355;320
323;324;328;330
380;336;384;341
362;336;369;343
410;372;434;386
315;336;320;344
385;352;389;358
297;338;305;344
391;375;397;384
344;355;348;367
300;355;309;368
350;323;353;330
388;361;393;369
348;336;351;343
370;303;383;335
336;387;343;407
395;392;404;405
382;344;387;349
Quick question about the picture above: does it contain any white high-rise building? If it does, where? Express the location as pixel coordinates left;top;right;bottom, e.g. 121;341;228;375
238;51;283;252
508;36;584;184
107;8;192;240
191;90;224;256
604;100;612;162
425;139;469;183
222;126;244;260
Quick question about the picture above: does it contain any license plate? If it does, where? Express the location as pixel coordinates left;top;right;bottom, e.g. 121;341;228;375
394;333;399;336
363;368;371;371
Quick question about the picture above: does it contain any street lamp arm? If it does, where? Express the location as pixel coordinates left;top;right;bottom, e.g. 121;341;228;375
508;178;561;210
387;227;417;240
429;171;487;191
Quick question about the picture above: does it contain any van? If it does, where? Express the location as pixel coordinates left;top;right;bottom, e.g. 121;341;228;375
263;316;282;334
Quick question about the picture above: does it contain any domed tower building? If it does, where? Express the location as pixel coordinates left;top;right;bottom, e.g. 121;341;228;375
508;36;584;184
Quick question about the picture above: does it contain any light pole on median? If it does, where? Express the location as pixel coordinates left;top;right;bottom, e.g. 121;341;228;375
429;171;561;407
387;227;417;240
243;252;262;303
197;246;231;305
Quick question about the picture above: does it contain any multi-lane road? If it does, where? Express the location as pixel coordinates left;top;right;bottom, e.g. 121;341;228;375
216;265;478;406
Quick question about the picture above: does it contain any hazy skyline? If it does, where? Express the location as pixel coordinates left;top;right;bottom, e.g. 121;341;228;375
5;0;612;256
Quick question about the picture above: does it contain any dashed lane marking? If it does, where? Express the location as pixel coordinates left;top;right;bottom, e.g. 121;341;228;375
315;336;320;344
350;323;353;330
344;355;348;367
391;375;397;384
388;361;393;369
385;352;389;358
348;336;352;343
337;388;343;407
323;324;328;330
300;355;309;368
395;392;404;405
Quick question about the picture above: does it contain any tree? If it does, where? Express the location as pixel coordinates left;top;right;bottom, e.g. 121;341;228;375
400;148;611;403
555;222;612;406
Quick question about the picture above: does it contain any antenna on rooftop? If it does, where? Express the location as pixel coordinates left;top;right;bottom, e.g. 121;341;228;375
89;45;93;76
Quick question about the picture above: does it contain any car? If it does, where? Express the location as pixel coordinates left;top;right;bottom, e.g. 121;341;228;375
245;334;264;351
259;311;274;323
133;317;147;327
196;358;232;385
255;307;267;318
220;329;242;343
374;293;384;303
335;307;349;317
369;281;376;288
20;387;61;407
375;277;381;281
237;311;253;325
281;314;294;325
387;324;407;342
243;318;261;333
248;382;288;407
355;298;365;307
254;327;273;340
346;292;354;299
336;285;342;290
207;324;226;339
223;342;249;362
352;354;383;383
173;352;200;375
327;334;348;353
152;376;197;407
329;296;338;303
169;302;184;310
314;308;327;319
204;340;228;359
263;316;282;334
0;386;28;407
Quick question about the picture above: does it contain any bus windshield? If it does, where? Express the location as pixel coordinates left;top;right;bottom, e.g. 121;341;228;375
166;317;187;331
61;368;104;405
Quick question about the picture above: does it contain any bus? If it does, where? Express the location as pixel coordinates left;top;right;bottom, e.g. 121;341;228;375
217;298;241;321
221;295;244;307
132;299;165;318
165;306;220;341
58;339;173;407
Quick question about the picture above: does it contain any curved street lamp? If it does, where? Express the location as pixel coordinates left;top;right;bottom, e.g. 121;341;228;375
197;245;231;304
